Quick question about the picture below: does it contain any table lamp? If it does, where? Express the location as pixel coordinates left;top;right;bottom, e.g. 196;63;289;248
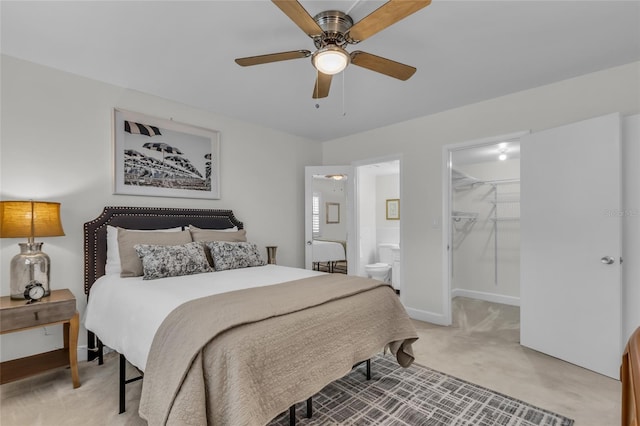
0;201;65;299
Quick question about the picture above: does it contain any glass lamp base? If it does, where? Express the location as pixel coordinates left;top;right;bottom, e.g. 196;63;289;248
10;242;51;300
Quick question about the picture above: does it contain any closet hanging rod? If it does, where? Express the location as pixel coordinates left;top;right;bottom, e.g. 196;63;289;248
486;178;520;185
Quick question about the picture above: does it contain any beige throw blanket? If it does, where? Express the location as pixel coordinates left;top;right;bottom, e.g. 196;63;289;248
139;274;418;426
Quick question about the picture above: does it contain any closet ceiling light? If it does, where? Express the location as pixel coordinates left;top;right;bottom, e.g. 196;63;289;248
498;147;508;161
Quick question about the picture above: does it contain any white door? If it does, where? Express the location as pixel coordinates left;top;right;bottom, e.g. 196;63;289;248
520;113;621;378
304;166;355;273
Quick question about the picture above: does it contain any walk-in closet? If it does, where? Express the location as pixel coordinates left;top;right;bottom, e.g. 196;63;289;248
450;142;521;306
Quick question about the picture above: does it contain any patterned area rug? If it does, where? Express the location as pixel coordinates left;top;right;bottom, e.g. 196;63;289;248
269;354;574;425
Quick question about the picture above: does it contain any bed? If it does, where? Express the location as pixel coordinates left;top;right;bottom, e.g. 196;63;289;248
312;239;346;273
83;206;418;425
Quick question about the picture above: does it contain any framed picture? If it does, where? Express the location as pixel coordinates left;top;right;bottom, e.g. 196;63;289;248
326;202;340;224
113;109;220;199
386;199;400;220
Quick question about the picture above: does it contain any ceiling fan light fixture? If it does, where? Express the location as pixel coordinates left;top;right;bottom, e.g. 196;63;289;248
312;45;350;75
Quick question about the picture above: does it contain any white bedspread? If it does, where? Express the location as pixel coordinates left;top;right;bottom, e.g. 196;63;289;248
83;265;324;370
312;240;345;262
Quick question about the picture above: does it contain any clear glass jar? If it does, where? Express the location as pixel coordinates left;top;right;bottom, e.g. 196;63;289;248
10;242;51;299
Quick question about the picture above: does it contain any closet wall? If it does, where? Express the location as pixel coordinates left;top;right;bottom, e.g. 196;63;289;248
452;158;520;305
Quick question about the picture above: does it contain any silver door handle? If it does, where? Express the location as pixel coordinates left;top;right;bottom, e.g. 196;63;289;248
601;256;615;265
307;241;312;245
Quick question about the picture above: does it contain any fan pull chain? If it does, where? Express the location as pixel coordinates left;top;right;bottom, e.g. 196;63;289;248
342;70;346;117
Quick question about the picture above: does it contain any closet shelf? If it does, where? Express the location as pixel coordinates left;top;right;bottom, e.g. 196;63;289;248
452;169;482;189
452;211;478;222
490;199;520;204
486;178;520;185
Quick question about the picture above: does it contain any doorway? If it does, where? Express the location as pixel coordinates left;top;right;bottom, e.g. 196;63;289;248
354;157;401;292
305;166;354;274
442;131;527;325
304;158;402;292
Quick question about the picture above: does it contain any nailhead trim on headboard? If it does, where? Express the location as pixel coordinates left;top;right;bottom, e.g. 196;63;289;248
83;206;244;295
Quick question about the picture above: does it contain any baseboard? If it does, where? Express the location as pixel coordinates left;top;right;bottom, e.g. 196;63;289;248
405;307;451;326
452;288;520;306
77;345;88;362
78;344;114;363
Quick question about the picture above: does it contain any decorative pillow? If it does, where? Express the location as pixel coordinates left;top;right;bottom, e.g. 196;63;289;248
189;227;247;243
118;229;192;277
134;241;213;280
106;225;182;275
205;241;266;271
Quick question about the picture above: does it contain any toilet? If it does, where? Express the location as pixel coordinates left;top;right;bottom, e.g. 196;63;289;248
364;243;399;283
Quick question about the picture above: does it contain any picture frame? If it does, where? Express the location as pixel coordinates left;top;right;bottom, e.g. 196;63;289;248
113;108;220;199
386;199;400;220
326;202;340;224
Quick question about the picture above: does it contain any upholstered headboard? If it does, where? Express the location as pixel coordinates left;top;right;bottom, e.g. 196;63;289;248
83;206;244;295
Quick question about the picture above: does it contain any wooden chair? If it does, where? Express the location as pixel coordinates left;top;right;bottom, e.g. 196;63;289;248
622;326;640;426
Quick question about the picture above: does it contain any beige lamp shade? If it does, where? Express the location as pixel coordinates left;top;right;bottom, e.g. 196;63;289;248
0;201;65;239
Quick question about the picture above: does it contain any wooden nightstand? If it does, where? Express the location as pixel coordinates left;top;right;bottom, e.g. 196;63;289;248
0;289;80;388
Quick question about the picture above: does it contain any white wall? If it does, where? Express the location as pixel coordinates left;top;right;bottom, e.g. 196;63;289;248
622;114;640;344
322;61;640;326
451;159;520;305
376;174;400;245
0;56;322;361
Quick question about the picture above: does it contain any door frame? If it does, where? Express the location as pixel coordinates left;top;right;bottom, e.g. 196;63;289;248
441;131;529;325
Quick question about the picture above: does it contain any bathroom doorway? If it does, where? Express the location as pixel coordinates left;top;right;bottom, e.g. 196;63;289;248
354;156;402;293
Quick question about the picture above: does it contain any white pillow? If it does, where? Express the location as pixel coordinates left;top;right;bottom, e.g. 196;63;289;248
105;225;183;275
188;224;238;232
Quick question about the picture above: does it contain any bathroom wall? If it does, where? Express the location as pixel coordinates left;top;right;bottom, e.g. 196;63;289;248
357;169;377;275
376;174;400;245
452;158;520;305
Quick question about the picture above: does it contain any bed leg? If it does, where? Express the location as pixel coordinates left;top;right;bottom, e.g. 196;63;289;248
289;405;296;426
87;331;104;365
98;339;104;365
366;359;371;380
306;397;313;418
87;331;95;362
119;354;126;414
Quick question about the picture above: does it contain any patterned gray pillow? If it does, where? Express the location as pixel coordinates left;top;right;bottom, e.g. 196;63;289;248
205;241;266;271
134;241;213;280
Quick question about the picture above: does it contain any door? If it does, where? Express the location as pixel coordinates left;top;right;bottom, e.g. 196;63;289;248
520;113;621;378
304;166;355;273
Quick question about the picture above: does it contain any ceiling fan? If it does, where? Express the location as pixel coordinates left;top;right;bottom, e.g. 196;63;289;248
235;0;432;99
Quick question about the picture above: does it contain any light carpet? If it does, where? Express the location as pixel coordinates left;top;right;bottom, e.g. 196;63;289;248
269;354;574;425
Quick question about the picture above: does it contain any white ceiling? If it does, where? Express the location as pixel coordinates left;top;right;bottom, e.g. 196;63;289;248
2;1;639;142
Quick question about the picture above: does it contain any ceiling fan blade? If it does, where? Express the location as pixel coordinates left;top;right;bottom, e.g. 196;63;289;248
235;50;311;67
347;0;431;43
350;51;416;80
272;0;324;38
312;72;332;99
